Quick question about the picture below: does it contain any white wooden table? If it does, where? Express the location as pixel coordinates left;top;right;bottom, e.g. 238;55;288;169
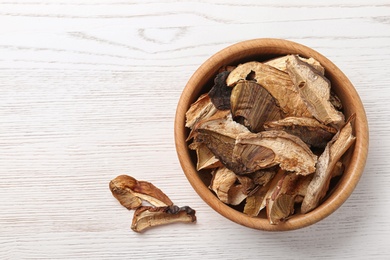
1;1;389;259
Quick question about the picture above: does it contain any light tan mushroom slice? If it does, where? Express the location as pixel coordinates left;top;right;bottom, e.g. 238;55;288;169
266;173;313;224
131;205;197;233
209;167;238;203
286;55;345;128
185;93;218;129
227;184;248;205
109;175;173;209
189;142;222;170
235;131;317;175
301;115;356;213
230;80;283;132
226;61;312;118
263;116;337;148
194;113;251;173
265;55;325;75
109;176;142;210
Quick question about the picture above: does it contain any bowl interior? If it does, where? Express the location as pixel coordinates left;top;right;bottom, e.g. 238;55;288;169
175;38;368;231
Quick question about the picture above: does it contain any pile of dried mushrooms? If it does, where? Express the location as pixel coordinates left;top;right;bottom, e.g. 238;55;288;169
186;55;356;224
110;175;196;232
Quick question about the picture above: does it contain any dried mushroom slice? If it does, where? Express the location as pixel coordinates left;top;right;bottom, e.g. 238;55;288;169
109;175;173;209
208;71;232;110
209;167;238;203
235;131;317;175
230;80;283;132
131;205;197;233
301;115;356;213
243;169;279;217
250;167;278;187
227;184;248;205
194;113;251;173
226;61;312;118
185;93;218;129
286;55;345;128
265;55;325;75
266;173;313;224
189;141;222;170
263;117;337;148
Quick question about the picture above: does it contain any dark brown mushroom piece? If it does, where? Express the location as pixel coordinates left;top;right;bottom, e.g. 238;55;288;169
208;71;232;110
131;205;197;233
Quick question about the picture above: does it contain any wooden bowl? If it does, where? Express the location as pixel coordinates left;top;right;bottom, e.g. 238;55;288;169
174;38;368;231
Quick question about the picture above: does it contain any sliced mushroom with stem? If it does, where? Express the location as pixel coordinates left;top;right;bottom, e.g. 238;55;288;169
234;131;318;175
286;55;345;129
301;115;356;213
131;205;197;233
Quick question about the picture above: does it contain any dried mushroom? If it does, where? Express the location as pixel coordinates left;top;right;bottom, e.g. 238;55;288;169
234;131;317;175
109;175;173;209
185;93;218;129
230;80;283;132
265;55;325;75
110;175;196;232
194;113;251;173
189;142;222;170
209;167;238;203
263;117;337;148
266;173;313;224
226;61;312;118
301;115;356;213
185;54;355;225
286;55;345;128
208;71;232;110
131;205;196;233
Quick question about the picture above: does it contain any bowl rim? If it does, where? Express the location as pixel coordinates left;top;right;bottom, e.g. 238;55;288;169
174;38;369;231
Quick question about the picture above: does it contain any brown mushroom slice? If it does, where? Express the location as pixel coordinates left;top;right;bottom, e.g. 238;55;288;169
131;205;197;233
301;115;356;214
235;131;317;175
286;55;345;128
209;167;238;203
250;167;278;187
265;55;325;75
185;93;218;129
208;71;232;110
189;142;222;170
230;80;283;132
109;175;173;209
266;172;313;224
226;61;312;118
194;113;251;173
263;117;337;148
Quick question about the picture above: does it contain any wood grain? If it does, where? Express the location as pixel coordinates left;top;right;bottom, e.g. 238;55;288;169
1;1;389;259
